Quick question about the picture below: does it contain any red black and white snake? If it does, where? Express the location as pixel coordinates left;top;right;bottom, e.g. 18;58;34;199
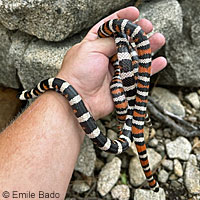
17;19;159;192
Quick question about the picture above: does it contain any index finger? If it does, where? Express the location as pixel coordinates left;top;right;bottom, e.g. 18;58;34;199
83;6;139;41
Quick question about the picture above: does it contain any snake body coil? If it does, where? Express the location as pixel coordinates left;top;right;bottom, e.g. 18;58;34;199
17;19;159;192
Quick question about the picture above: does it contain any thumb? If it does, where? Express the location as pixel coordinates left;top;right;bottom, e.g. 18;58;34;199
87;37;117;58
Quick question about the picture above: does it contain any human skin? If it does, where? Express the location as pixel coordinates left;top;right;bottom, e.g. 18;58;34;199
0;7;166;200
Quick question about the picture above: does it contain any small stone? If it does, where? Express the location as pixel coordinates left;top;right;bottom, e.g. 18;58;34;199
148;138;159;147
187;116;197;122
111;185;130;200
156;129;163;137
134;188;166;200
107;129;117;140
126;142;138;156
129;148;162;186
72;181;90;194
177;178;183;183
158;169;169;183
162;159;173;171
166;136;192;160
185;92;200;109
156;144;165;154
151;87;185;117
174;159;183;177
97;157;121;196
186;108;193;115
184;154;200;194
170;180;182;189
75;137;96;176
169;174;178;181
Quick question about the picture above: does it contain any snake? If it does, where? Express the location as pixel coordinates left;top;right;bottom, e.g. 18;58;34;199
17;19;159;192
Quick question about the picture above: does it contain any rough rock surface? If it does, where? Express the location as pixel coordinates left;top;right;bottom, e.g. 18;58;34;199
111;185;130;200
0;0;132;41
134;188;166;200
75;136;96;176
97;157;121;196
184;154;200;194
151;87;185;117
139;0;182;41
159;0;200;87
0;24;20;88
166;136;192;160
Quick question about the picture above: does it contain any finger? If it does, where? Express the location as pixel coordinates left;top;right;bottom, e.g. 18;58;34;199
136;18;153;34
83;6;139;41
151;57;167;75
149;33;166;53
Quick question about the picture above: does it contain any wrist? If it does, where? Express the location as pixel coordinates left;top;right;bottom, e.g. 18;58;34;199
55;74;96;119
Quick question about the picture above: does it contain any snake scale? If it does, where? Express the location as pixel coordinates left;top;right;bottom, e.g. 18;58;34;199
17;19;159;192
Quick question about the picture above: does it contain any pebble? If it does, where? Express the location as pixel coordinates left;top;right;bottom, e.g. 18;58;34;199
156;144;165;154
111;185;130;200
185;92;200;109
72;181;90;194
156;129;163;137
97;157;121;196
107;129;118;140
187;116;198;122
148;138;159;147
75;137;96;176
162;159;174;171
169;174;178;181
129;148;162;187
184;154;200;194
151;87;185;117
174;159;183;177
166;136;192;160
170;180;182;189
134;188;166;200
158;169;169;183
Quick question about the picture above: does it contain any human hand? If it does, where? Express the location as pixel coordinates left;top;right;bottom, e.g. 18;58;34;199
57;7;167;120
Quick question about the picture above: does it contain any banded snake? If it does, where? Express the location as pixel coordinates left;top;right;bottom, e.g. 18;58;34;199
17;19;159;192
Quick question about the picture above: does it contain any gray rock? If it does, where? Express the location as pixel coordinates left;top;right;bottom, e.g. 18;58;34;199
72;181;90;194
185;92;200;109
151;87;185;117
158;169;169;183
0;24;20;88
169;174;178;181
159;0;200;87
0;0;132;41
139;0;182;42
134;188;166;200
111;185;130;200
166;136;192;160
17;33;83;89
129;148;162;187
185;154;200;194
97;157;121;196
107;129;118;140
162;159;173;171
174;159;183;177
75;137;96;176
148;138;159;148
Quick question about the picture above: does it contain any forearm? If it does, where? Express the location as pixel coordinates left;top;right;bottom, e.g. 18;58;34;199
0;91;85;198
